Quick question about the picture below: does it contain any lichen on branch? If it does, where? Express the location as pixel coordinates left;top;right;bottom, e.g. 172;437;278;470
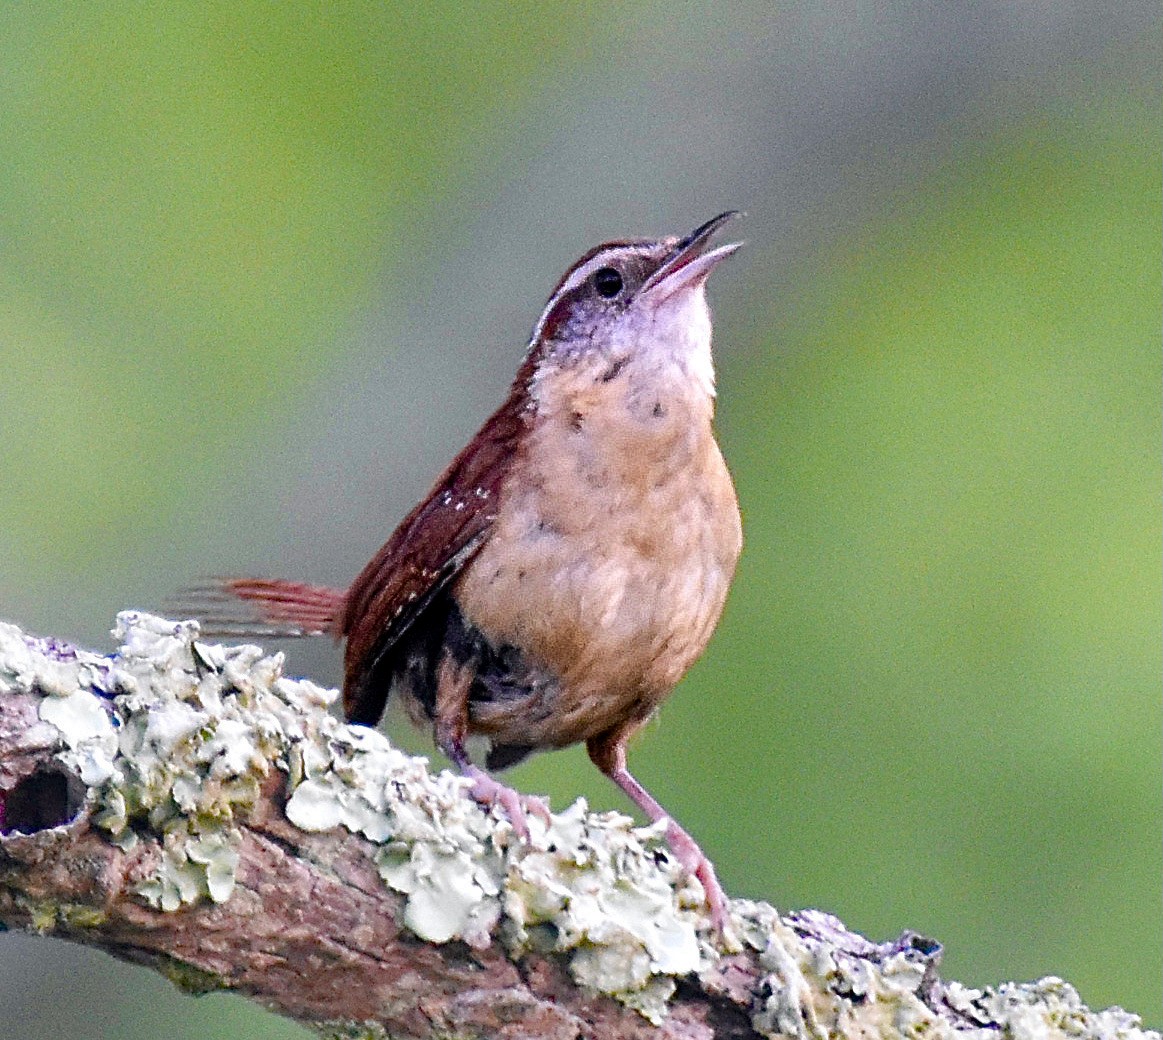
0;613;1156;1040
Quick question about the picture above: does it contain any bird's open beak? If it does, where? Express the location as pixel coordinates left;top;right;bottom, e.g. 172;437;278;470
639;211;743;300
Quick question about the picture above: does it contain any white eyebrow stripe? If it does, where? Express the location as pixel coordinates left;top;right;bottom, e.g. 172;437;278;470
551;252;622;302
527;244;659;348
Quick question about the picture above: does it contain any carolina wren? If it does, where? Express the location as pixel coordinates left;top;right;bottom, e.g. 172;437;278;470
190;213;743;925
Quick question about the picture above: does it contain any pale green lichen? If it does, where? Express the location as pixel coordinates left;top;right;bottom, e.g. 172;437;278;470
0;614;334;910
59;903;109;929
7;614;1159;1035
153;955;228;997
734;903;1161;1040
499;801;706;1023
16;898;107;933
2;612;716;1017
941;978;1158;1040
314;1022;391;1040
746;907;829;1040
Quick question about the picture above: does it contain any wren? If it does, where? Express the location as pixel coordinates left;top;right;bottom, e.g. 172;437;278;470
189;213;744;925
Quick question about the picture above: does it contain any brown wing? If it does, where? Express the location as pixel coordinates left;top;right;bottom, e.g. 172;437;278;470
341;376;531;725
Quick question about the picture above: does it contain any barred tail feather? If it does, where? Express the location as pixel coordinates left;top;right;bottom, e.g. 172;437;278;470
171;578;345;639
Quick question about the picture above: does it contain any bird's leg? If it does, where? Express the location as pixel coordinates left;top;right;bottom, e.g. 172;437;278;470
434;654;550;840
587;727;729;931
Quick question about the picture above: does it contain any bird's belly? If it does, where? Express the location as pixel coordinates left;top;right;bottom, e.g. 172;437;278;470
455;434;740;748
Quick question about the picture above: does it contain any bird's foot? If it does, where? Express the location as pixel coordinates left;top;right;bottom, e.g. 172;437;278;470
664;820;732;937
462;765;551;841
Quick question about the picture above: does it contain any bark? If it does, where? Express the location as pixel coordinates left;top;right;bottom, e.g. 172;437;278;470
0;613;1154;1040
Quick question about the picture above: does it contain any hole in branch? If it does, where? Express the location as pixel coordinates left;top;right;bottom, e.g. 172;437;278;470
1;766;87;835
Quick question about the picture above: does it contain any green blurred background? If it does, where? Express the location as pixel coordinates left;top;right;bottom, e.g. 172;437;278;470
1;4;1158;1036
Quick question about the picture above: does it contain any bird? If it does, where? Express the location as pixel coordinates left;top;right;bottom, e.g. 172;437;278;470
184;212;744;926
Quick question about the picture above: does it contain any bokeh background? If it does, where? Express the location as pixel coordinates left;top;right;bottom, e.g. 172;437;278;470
1;4;1158;1036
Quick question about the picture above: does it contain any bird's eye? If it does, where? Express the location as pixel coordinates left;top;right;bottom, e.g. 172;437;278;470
592;266;624;298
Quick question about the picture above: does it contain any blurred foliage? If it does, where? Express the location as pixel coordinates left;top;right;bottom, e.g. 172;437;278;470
718;90;1160;1009
0;5;1158;1039
0;2;601;582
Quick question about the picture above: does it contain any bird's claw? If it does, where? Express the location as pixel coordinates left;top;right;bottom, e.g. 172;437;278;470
664;820;733;938
463;766;551;841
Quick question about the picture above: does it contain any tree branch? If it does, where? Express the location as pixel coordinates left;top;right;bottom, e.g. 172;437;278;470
0;613;1153;1040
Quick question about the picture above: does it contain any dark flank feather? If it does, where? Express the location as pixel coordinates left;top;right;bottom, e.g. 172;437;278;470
339;357;536;725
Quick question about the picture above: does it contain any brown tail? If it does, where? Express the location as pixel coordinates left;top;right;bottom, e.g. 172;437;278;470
171;578;346;639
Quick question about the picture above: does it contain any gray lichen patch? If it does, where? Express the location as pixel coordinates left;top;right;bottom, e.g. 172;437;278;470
734;904;1161;1040
941;977;1158;1040
1;614;321;909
